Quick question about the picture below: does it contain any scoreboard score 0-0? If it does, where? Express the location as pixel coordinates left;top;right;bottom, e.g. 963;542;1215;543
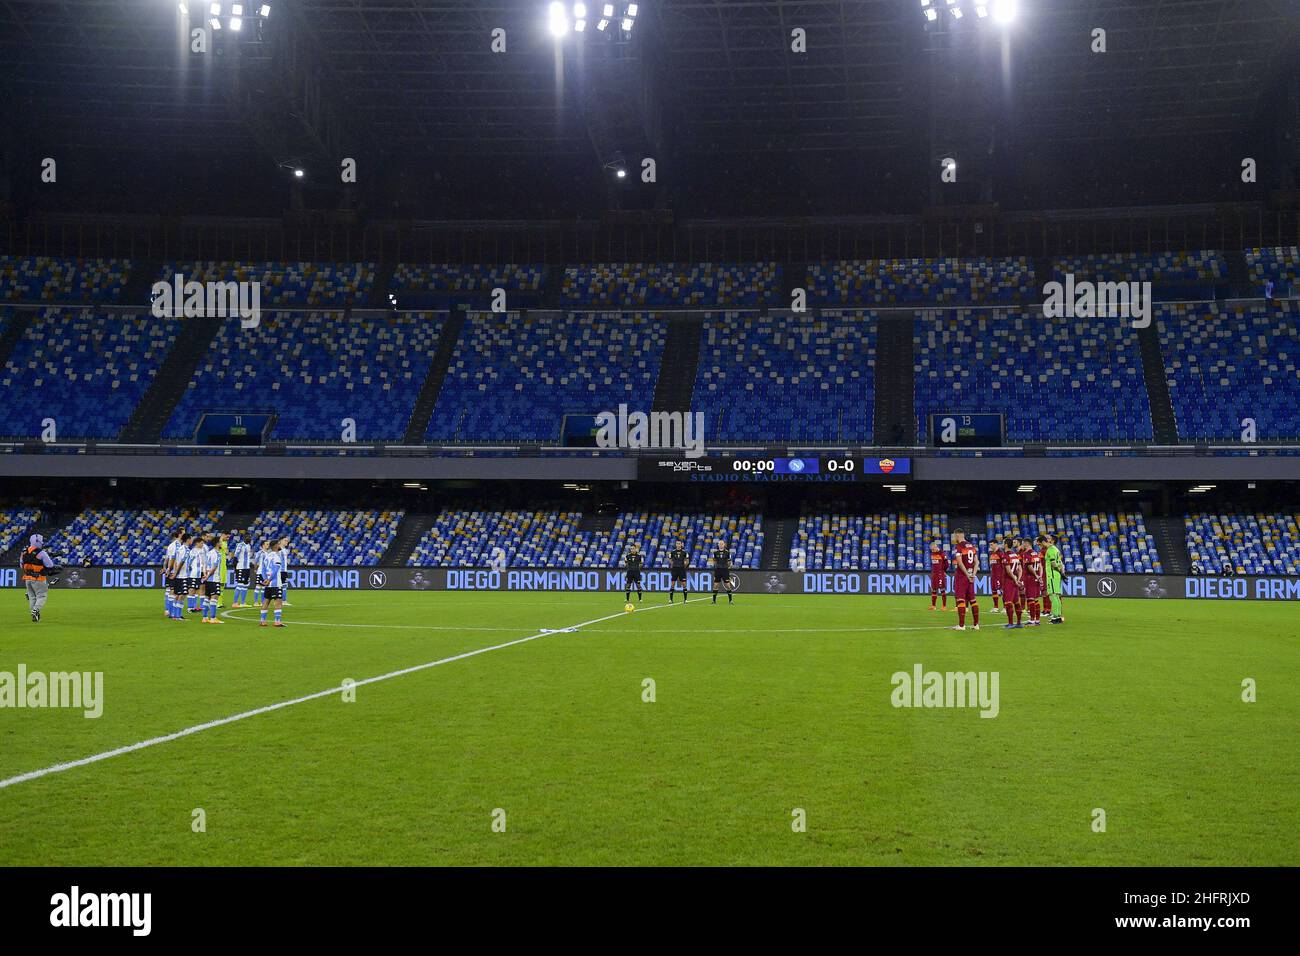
637;455;911;481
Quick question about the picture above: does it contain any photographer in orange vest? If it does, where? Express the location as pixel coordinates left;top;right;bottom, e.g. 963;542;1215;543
21;534;59;623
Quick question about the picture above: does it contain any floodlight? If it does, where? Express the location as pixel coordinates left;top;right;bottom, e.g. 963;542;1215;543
603;3;614;15
260;4;271;16
616;168;627;178
293;168;304;178
178;3;188;15
232;3;242;13
548;1;569;36
597;18;609;30
210;2;221;14
627;3;638;15
575;18;585;31
621;16;633;30
975;3;988;17
574;2;586;16
950;5;963;18
209;16;221;29
992;0;1017;23
230;15;241;29
924;7;937;20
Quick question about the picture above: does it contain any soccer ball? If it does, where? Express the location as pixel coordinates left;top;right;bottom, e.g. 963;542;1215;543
624;603;635;613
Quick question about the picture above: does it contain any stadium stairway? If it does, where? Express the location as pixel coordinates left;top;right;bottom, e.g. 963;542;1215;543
578;510;617;535
122;259;163;308
1135;325;1180;444
651;315;704;415
873;315;916;445
1032;256;1053;297
542;266;566;309
118;314;224;443
381;512;433;565
760;514;796;571
217;512;260;536
1149;516;1190;575
1225;249;1251;298
784;262;807;308
369;261;398;308
0;308;34;369
401;309;467;444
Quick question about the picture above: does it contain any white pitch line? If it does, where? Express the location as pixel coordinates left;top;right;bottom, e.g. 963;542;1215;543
0;603;674;792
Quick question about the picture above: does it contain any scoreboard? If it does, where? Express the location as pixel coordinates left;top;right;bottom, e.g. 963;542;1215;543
195;413;274;446
929;413;1004;448
637;455;911;481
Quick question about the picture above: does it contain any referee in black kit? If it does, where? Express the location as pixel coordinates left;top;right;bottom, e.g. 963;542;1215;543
667;540;690;602
711;539;733;605
623;543;645;603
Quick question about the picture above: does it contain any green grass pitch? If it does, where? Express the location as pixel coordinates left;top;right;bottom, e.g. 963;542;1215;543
0;588;1295;866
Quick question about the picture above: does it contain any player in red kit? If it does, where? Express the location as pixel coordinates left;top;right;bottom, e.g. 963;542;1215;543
1021;538;1045;626
988;540;1004;610
928;540;950;610
949;529;980;631
1002;537;1024;628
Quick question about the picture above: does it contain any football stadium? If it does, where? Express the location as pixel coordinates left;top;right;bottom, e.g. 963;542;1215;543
0;0;1297;933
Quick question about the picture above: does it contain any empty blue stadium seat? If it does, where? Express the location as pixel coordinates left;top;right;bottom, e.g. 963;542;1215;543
0;307;180;440
985;511;1161;574
1159;302;1300;440
0;508;42;554
563;263;780;308
165;311;443;441
245;510;402;565
808;258;1033;305
48;508;224;566
692;311;875;443
1246;246;1298;297
792;509;948;571
160;261;374;307
1186;513;1300;575
426;311;665;442
914;310;1153;442
409;507;763;569
0;256;131;303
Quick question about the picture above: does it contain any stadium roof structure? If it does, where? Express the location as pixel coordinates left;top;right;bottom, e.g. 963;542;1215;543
1;0;1298;217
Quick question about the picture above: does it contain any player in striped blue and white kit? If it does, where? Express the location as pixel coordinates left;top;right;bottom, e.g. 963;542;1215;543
186;535;208;614
170;533;192;620
251;540;267;606
258;541;286;628
163;529;183;619
277;535;293;605
201;535;225;624
231;532;253;607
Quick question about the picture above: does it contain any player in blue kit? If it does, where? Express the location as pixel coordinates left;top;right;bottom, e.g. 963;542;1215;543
258;540;286;628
